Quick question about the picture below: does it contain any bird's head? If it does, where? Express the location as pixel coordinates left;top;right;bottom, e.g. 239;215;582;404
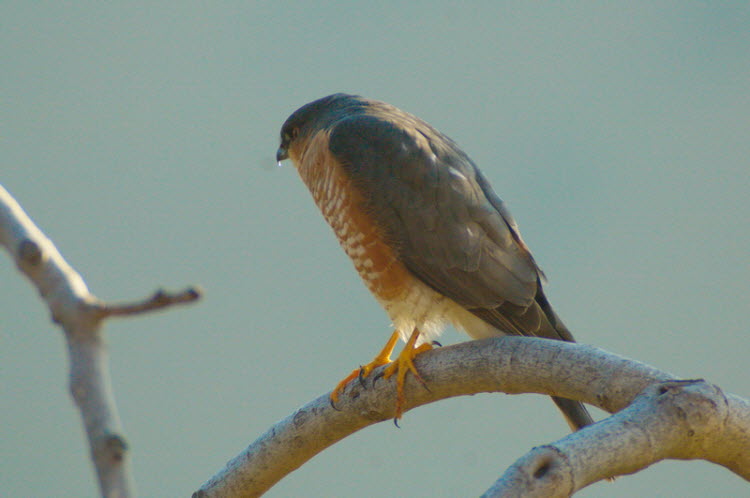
276;93;368;164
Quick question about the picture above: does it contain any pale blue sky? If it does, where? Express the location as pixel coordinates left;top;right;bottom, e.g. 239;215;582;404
2;2;749;496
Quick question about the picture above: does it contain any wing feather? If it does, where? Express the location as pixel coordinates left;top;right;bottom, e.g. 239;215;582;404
328;111;541;311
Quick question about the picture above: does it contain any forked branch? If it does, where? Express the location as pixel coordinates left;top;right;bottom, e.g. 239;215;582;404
0;184;201;498
194;338;750;497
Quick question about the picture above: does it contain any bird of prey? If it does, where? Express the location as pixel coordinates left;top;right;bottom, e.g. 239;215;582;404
276;93;593;430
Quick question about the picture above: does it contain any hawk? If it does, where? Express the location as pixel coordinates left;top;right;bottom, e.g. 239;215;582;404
276;93;593;430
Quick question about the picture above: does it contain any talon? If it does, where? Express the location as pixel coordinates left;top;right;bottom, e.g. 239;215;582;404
383;329;432;421
330;368;360;407
330;330;400;405
431;340;442;347
393;417;400;428
329;329;433;422
329;397;341;411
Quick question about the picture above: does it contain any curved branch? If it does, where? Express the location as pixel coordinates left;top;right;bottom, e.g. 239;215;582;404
484;380;750;497
193;336;749;497
0;184;201;497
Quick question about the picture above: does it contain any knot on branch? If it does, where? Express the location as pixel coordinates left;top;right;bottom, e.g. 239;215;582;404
94;432;129;465
18;238;42;266
485;445;574;498
651;379;728;445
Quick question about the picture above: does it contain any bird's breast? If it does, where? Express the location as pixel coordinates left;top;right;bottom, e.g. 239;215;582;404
292;131;489;344
294;132;410;303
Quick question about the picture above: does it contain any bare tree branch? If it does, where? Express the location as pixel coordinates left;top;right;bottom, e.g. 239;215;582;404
6;180;747;497
95;287;201;319
193;337;750;498
0;184;201;498
483;380;750;497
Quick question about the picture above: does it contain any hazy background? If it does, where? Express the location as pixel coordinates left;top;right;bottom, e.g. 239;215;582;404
2;2;748;496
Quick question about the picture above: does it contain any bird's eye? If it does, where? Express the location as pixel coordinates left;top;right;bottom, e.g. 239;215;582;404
292;127;299;139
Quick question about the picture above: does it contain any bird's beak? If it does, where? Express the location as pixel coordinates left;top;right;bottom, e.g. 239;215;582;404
276;146;289;162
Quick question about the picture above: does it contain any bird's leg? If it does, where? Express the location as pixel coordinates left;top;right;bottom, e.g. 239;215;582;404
330;330;400;406
382;328;432;422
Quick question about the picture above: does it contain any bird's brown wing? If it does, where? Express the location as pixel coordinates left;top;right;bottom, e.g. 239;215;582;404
328;111;549;335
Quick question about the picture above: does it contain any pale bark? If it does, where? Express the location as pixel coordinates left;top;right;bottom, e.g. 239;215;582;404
194;337;750;497
0;184;200;498
483;380;750;497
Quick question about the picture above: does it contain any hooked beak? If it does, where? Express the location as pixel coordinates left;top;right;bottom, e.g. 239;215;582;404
276;146;289;162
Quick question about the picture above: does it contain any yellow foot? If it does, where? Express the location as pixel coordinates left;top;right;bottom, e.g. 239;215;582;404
382;329;432;423
330;330;400;407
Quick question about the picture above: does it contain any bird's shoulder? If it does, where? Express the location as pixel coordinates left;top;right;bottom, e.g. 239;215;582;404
321;109;541;309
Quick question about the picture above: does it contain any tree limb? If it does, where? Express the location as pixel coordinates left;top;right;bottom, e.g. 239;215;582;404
0;184;201;497
483;380;750;497
94;287;202;318
193;337;750;497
